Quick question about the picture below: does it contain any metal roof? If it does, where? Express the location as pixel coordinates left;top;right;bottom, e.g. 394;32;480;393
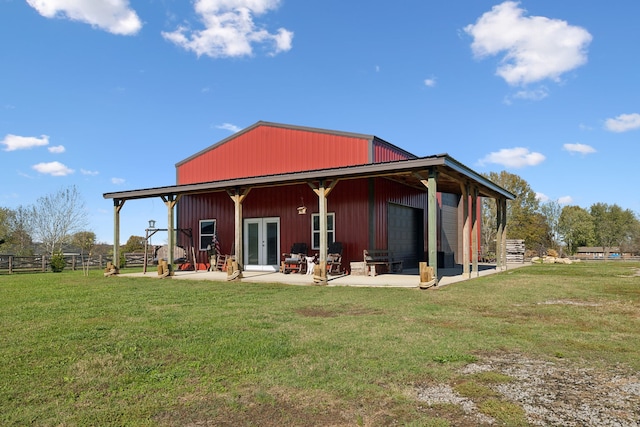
104;153;515;202
174;121;416;168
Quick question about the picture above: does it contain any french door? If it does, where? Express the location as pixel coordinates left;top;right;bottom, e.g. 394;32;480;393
243;217;280;271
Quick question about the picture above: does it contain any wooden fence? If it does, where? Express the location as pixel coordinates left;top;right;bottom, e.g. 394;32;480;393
0;253;152;274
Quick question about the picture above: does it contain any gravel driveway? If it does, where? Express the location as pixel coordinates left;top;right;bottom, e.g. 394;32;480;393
416;353;640;426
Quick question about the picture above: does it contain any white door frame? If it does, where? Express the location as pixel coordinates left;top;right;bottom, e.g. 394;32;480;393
243;217;280;271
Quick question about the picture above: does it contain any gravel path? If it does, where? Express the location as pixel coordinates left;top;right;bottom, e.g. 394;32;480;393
416;353;640;426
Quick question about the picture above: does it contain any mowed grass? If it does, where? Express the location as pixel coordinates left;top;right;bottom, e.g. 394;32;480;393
1;262;639;426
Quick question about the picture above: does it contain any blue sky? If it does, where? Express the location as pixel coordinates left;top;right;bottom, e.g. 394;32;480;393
1;0;639;245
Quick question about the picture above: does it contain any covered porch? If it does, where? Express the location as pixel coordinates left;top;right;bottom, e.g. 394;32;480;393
104;154;514;286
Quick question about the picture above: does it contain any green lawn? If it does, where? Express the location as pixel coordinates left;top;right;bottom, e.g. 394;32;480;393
1;262;639;426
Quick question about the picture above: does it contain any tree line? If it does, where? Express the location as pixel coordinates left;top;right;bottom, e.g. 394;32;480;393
0;186;100;258
482;171;640;257
2;179;639;263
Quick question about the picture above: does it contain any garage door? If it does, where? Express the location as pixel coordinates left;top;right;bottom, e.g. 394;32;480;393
388;203;423;269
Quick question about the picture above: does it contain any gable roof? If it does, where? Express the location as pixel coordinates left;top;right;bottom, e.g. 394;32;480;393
175;121;417;169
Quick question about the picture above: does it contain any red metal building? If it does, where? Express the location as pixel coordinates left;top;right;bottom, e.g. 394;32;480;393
177;122;471;270
104;121;514;280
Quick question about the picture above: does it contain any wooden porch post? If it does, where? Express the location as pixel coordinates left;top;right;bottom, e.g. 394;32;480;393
228;188;250;274
500;197;508;270
427;168;438;280
113;199;125;269
309;180;338;285
460;182;470;278
471;186;479;276
161;194;181;266
496;197;504;270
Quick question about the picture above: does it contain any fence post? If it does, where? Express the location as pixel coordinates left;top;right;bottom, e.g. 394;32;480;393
9;255;13;274
42;255;46;272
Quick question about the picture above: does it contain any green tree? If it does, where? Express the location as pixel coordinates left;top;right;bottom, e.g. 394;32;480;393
589;203;636;257
71;231;96;276
122;235;146;253
558;205;594;255
0;206;33;255
540;200;562;251
0;207;13;249
482;171;541;251
625;217;640;255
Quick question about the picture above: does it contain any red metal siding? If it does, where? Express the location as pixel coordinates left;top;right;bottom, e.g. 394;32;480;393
323;179;370;265
372;139;414;162
177;126;370;185
177;192;235;262
178;180;374;267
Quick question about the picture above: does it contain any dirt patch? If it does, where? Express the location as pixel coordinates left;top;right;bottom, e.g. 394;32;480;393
416;353;640;426
538;299;602;307
296;305;383;318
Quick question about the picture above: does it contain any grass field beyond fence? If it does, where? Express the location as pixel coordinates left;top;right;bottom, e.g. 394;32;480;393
1;262;639;426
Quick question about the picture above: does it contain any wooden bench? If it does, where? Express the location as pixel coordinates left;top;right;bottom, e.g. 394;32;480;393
363;249;403;276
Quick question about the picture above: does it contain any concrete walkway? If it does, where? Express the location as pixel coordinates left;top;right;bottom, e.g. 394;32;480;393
121;263;529;288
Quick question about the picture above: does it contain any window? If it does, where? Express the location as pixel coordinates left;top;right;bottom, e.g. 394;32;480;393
199;219;216;251
311;213;335;250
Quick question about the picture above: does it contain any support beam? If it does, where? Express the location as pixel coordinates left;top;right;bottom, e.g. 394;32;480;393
160;194;181;266
426;169;438;281
309;180;338;285
228;188;250;274
460;182;470;278
471;186;479;276
500;197;508;270
496;198;504;270
113;199;125;269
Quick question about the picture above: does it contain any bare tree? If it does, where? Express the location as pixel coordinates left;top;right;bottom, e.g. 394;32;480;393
71;231;96;276
30;186;89;255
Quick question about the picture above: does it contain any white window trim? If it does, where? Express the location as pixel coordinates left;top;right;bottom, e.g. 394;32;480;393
311;212;335;250
199;219;217;251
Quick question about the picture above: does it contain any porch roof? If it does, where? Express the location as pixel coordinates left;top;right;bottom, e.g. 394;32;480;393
103;153;515;202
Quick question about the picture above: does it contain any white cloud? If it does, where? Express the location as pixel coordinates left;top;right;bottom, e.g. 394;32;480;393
111;177;125;184
513;87;548;101
479;147;545;168
26;0;142;35
537;193;573;205
162;0;293;58
32;161;74;176
563;142;596;154
424;78;436;87
1;134;49;151
48;145;65;153
464;1;592;86
81;169;99;176
216;122;241;132
558;196;573;205
604;113;640;133
536;192;549;203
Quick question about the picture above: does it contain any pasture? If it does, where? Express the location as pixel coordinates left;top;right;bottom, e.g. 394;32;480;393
1;262;639;426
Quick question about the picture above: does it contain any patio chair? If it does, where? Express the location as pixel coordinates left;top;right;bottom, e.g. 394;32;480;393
327;241;343;275
281;242;308;274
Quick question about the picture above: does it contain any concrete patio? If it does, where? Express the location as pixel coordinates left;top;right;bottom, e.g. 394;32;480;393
121;262;530;288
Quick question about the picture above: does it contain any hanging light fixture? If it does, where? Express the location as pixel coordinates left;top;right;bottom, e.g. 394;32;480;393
297;197;307;214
